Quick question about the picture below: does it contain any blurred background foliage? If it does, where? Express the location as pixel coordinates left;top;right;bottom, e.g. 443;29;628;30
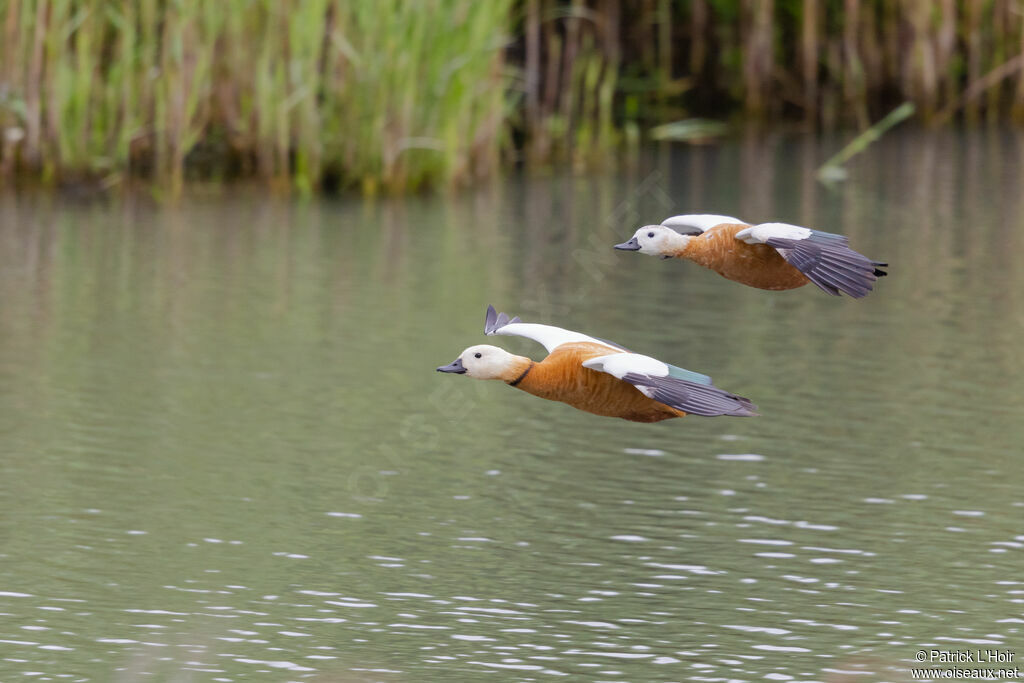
2;0;1024;195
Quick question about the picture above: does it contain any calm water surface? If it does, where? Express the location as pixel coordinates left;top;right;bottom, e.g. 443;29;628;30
1;131;1023;682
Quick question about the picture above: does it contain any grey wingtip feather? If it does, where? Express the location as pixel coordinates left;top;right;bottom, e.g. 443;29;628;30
623;372;758;418
729;396;760;417
770;235;887;298
484;305;497;334
484;305;520;335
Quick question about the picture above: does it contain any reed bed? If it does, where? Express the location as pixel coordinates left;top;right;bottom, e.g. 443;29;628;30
4;0;1024;194
518;0;1024;137
0;0;512;194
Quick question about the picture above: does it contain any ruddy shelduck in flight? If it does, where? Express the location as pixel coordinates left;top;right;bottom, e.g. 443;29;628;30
436;306;757;423
615;214;887;298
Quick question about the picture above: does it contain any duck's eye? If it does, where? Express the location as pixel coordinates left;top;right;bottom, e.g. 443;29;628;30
474;352;482;359
647;231;655;238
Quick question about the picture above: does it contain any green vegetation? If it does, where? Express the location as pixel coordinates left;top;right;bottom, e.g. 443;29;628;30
817;102;916;182
3;0;1024;195
0;0;512;195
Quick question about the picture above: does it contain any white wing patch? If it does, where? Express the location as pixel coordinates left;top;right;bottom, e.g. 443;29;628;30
582;353;670;381
735;222;812;245
661;214;747;234
492;322;620;354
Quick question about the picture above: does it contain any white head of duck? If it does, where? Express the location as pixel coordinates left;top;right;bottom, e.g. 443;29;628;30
436;344;518;380
615;214;745;257
615;224;692;257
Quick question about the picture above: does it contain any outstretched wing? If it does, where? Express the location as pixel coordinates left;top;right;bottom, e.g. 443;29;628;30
582;353;757;417
735;223;888;298
484;305;627;354
661;214;747;235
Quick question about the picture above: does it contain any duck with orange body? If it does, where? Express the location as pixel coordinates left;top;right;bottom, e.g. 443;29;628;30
436;306;757;423
615;214;887;298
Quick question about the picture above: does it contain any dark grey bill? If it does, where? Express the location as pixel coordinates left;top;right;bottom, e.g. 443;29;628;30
614;237;641;251
436;358;466;374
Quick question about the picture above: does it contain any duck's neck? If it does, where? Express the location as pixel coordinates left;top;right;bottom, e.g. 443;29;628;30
665;233;695;259
501;356;536;386
672;229;727;268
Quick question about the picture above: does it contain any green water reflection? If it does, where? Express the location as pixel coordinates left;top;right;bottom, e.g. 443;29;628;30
1;130;1023;682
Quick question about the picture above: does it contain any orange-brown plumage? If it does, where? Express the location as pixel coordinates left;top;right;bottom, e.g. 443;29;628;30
510;343;685;423
673;223;811;291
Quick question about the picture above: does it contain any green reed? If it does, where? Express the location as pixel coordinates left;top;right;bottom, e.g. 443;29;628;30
0;0;512;195
5;0;1024;194
515;0;1024;139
